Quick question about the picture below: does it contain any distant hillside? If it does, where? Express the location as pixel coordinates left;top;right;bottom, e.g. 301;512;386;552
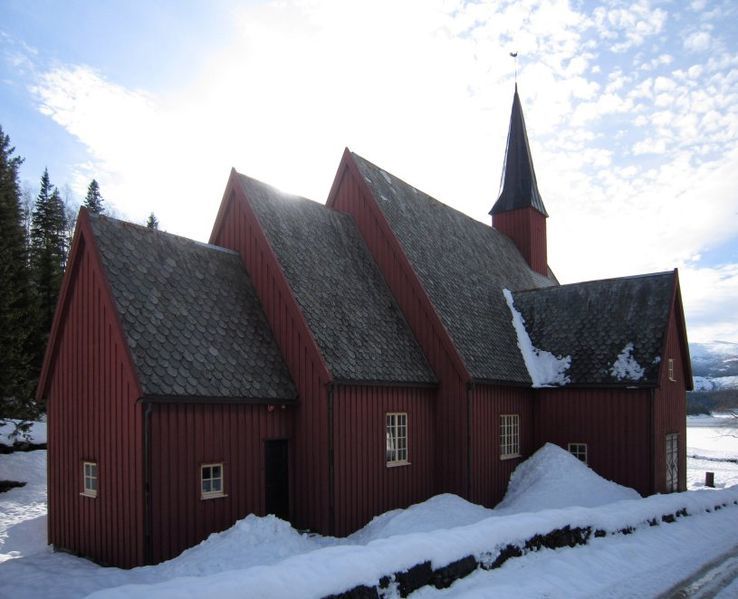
690;341;738;391
688;341;738;414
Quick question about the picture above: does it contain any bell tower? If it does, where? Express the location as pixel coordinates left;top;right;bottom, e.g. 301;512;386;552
490;85;549;277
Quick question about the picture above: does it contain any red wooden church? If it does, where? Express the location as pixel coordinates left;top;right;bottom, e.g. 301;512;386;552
38;87;692;568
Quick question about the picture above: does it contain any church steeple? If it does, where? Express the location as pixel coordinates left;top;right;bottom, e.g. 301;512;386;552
490;84;548;217
491;85;549;277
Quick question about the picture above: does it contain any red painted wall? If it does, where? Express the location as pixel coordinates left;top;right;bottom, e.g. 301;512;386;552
45;232;145;568
211;186;332;533
534;388;653;495
149;402;293;563
652;304;688;492
492;207;547;276
470;385;533;507
328;158;470;498
332;385;435;535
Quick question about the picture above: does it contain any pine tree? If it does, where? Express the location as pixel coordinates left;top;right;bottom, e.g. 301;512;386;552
0;126;37;418
30;169;67;371
83;179;104;214
146;212;159;230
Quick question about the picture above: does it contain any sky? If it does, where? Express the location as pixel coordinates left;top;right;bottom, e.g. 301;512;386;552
1;0;737;344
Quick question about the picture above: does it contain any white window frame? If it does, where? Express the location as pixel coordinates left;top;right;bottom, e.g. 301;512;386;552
668;358;675;382
82;461;97;498
500;414;520;460
386;412;409;466
201;463;225;499
666;433;678;492
568;443;588;464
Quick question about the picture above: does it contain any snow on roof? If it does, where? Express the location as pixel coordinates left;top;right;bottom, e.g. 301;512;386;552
503;289;571;387
610;342;646;382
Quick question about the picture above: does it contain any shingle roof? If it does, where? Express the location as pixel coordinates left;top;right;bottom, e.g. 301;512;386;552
351;152;555;384
490;85;548;217
238;174;436;385
511;272;675;386
89;214;297;400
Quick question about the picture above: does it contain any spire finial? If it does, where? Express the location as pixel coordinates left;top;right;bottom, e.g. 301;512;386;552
510;51;518;84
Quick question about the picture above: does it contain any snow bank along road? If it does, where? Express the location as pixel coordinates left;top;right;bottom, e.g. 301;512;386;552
2;434;738;597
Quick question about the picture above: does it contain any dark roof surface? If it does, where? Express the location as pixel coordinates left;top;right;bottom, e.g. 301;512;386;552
89;214;297;400
238;174;436;385
490;85;548;217
511;272;675;386
351;152;555;384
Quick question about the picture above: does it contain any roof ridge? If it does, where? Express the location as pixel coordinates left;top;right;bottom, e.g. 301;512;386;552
513;270;675;295
89;212;239;256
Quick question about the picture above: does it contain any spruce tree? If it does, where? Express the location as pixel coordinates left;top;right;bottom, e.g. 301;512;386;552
0;126;37;418
146;212;159;230
83;179;104;214
30;169;67;371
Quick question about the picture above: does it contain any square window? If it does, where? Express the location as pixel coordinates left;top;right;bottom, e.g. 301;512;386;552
568;443;588;464
386;412;408;466
500;414;520;459
201;463;225;499
82;461;97;497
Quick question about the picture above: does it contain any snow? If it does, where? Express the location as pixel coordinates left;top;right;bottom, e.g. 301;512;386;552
687;413;738;490
0;419;47;446
609;342;645;381
502;289;571;387
1;422;737;598
693;375;738;391
495;443;640;514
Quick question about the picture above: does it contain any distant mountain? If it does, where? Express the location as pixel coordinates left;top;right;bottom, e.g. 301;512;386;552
690;341;738;392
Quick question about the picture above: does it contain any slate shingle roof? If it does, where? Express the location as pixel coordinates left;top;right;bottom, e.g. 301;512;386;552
511;272;675;386
352;152;555;384
238;174;436;385
89;214;297;400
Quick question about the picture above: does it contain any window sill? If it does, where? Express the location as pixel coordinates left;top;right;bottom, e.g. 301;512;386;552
201;493;227;501
386;460;411;468
80;492;97;499
500;453;521;461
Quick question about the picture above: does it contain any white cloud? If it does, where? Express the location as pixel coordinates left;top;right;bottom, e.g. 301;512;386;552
684;30;712;52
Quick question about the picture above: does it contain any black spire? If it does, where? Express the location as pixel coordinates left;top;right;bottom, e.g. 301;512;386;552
490;84;548;217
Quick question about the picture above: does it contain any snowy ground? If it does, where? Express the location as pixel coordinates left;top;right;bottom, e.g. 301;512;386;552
0;417;736;598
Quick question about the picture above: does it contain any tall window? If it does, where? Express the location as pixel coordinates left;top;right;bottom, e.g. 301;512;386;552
668;358;675;382
666;433;678;492
568;443;588;464
201;463;225;499
500;414;520;459
82;461;97;497
386;412;408;465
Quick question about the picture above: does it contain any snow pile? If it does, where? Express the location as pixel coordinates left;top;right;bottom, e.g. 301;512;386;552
610;342;645;381
0;419;47;446
350;494;493;544
502;289;571;387
156;514;323;578
495;443;640;514
0;451;49;563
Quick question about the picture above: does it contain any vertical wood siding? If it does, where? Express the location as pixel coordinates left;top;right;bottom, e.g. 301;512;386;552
470;385;533;507
46;237;144;568
492;208;547;276
652;304;688;492
534;388;653;496
211;191;331;532
332;385;435;535
149;402;293;563
329;163;469;497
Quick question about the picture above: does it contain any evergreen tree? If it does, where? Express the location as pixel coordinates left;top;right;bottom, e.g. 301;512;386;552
30;169;67;370
146;212;159;230
83;179;104;214
0;126;37;418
